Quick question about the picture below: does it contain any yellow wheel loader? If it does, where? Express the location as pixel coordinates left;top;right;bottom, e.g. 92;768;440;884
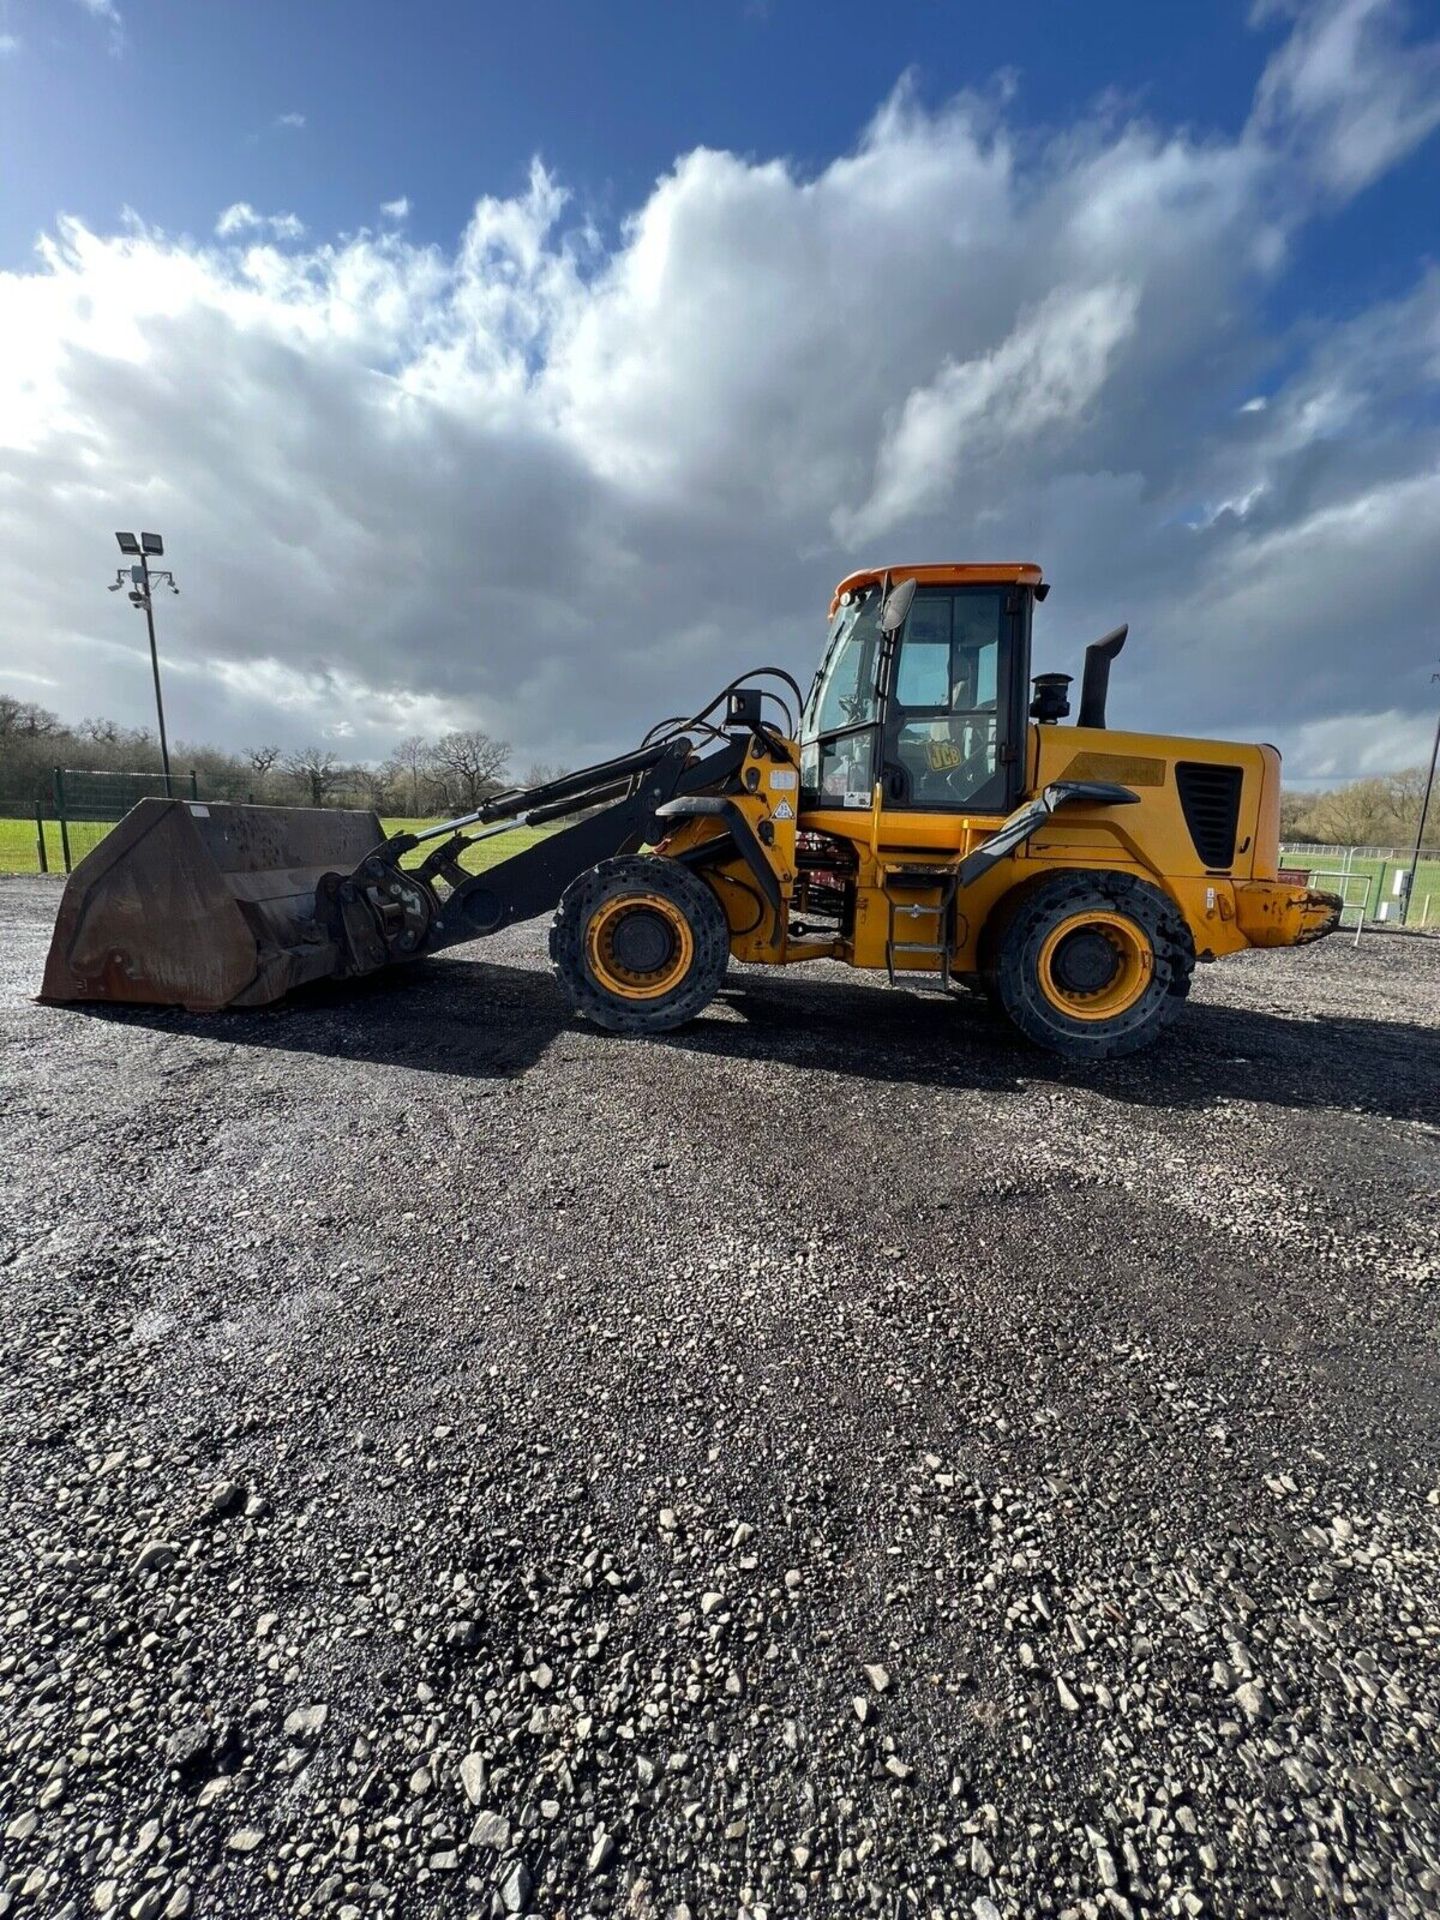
40;563;1341;1060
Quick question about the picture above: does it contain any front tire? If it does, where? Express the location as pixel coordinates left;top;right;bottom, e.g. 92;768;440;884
982;871;1194;1060
550;855;729;1034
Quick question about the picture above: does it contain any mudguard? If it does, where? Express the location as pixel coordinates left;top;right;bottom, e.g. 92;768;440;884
957;781;1139;890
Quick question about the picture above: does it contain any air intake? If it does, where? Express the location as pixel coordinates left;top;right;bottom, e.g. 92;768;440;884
1175;762;1243;869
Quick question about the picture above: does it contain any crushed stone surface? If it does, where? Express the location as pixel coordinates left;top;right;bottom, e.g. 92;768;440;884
1;874;1437;1920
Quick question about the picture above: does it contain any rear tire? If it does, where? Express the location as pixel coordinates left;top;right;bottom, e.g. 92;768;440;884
982;871;1194;1060
550;855;729;1034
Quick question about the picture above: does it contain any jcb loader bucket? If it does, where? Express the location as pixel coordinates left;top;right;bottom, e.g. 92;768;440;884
40;798;384;1012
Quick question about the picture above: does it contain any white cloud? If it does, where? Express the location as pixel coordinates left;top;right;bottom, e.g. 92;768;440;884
1282;708;1438;781
214;203;306;242
837;282;1141;541
0;0;1437;776
381;197;411;220
0;33;20;55
275;111;306;130
1251;0;1440;195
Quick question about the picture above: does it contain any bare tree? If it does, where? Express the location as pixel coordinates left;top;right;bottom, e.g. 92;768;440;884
348;765;391;811
0;694;62;737
1386;767;1428;836
429;729;511;811
1283;767;1431;847
280;746;342;808
524;760;568;788
1299;777;1404;847
1278;787;1311;842
247;745;281;780
386;735;431;817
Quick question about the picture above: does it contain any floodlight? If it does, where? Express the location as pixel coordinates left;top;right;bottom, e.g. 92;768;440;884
106;531;175;793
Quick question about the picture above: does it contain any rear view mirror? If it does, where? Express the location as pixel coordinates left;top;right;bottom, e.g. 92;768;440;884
879;576;916;635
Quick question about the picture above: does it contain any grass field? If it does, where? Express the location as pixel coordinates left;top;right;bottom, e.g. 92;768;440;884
0;817;73;872
4;812;1436;922
0;813;554;878
1282;850;1440;925
381;819;554;874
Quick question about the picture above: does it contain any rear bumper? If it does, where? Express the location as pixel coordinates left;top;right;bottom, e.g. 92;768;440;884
1234;880;1343;948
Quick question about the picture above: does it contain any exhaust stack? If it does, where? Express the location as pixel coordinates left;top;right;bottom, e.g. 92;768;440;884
1078;625;1128;729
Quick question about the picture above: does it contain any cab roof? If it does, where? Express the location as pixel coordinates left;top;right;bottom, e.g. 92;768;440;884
828;562;1046;617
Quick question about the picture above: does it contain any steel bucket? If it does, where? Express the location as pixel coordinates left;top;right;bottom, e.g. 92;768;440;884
39;798;384;1012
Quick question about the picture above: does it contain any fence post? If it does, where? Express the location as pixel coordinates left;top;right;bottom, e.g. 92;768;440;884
53;769;72;874
189;768;199;802
34;801;48;875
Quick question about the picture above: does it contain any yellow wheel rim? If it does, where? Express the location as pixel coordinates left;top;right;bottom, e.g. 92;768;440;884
1037;911;1152;1022
586;893;695;1001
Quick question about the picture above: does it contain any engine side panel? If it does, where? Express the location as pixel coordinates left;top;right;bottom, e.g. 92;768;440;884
657;723;1330;977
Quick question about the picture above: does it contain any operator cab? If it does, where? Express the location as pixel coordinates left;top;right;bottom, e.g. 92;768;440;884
799;564;1043;817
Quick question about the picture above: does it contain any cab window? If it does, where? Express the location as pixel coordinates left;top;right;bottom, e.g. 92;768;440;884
887;589;1003;808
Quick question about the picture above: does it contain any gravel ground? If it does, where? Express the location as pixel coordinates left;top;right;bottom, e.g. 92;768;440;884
1;873;1437;1920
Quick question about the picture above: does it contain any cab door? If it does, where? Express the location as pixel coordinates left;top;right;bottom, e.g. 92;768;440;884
879;585;1025;814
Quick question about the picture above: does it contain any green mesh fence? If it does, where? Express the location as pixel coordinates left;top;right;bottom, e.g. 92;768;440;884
51;767;199;872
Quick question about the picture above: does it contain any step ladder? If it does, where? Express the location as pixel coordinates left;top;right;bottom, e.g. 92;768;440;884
881;863;962;991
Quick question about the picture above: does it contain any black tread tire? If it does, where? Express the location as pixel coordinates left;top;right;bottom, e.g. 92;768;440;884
549;855;729;1034
982;871;1194;1061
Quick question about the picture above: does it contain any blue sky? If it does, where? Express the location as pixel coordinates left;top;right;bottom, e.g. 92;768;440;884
1;0;1438;775
6;0;1432;321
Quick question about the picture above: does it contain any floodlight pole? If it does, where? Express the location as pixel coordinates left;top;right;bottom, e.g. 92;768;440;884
1402;672;1440;926
138;548;174;796
111;531;177;796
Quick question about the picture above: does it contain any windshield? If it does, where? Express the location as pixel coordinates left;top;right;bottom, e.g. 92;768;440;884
800;589;885;810
801;590;882;740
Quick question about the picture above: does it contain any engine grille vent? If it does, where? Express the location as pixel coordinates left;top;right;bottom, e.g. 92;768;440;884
1175;761;1244;869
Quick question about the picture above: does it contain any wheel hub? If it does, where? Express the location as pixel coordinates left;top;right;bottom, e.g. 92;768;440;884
608;906;677;975
1035;909;1154;1022
1051;927;1121;995
585;891;696;1000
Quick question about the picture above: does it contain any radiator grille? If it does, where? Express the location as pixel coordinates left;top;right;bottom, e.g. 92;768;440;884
1175;761;1244;869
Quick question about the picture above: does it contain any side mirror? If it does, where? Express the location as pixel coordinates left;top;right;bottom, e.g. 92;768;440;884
879;576;916;635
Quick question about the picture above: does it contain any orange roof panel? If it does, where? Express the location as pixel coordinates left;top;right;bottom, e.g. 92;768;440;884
828;562;1046;616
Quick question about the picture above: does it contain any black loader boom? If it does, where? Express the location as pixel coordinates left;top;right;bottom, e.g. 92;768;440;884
39;682;780;1013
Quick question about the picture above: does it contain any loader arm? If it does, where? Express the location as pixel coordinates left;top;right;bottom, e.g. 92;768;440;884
327;733;748;975
38;728;755;1012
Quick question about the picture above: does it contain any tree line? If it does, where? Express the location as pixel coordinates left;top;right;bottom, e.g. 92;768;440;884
0;692;568;819
1278;767;1433;848
1;688;1432;842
